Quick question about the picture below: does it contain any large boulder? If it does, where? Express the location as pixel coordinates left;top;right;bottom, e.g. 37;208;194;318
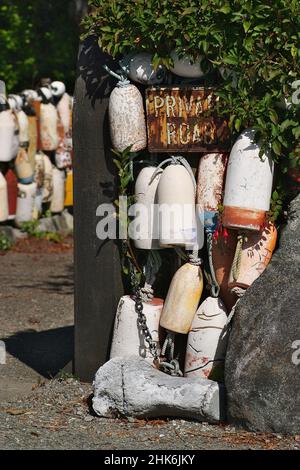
93;356;225;423
225;194;300;434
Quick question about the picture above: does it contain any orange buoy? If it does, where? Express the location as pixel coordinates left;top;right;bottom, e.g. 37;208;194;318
212;228;238;311
228;222;277;293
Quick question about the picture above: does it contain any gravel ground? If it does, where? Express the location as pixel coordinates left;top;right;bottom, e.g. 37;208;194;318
0;242;299;450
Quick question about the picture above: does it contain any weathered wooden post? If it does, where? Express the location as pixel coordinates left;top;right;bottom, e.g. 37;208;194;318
73;37;124;382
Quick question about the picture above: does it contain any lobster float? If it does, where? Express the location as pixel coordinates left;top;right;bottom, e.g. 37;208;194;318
14;148;34;184
38;87;59;152
170;51;206;78
8;95;29;148
50;167;65;214
33;152;45;218
120;52;166;85
184;296;228;381
107;67;147;152
228;222;277;297
0;172;9;222
42;153;53;204
223;128;274;232
5;169;17;220
15;182;37;227
0;107;19;162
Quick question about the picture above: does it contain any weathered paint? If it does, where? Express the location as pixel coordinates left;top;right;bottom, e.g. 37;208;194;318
40;103;59;151
146;87;230;153
14;148;34;183
27;115;38;170
212;230;238;311
109;83;147;152
196;153;228;232
110;295;163;363
42;153;53;203
16;109;29;146
159;263;203;334
0;110;19;162
133;166;162;250
223;128;274;231
228;222;277;290
15;182;37;227
184;297;228;380
50;167;66;214
157;164;196;247
0;171;9;222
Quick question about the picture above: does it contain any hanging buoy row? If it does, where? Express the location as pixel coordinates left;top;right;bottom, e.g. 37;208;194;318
102;58;278;382
0;79;73;228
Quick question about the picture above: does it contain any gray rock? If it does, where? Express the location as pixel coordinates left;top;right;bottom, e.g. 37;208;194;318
11;228;28;240
225;194;300;435
37;217;56;233
0;226;16;244
93;356;225;423
52;211;73;237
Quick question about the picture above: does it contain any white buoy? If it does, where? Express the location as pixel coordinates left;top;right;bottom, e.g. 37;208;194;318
40;103;59;151
170;50;205;78
15;148;34;184
109;82;147;152
157;162;196;247
57;92;71;133
184;297;228;380
0;110;19;162
15;182;37;227
42;153;53;203
16;110;29;146
197;153;228;233
0;171;9;222
121;52;166;85
110;295;163;363
50;167;65;213
159;262;203;335
132;166;162;250
223;128;274;231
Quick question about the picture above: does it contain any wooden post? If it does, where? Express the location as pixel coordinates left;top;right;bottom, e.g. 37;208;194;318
73;38;124;382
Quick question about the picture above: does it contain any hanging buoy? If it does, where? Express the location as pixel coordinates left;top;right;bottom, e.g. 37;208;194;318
27;115;38;170
0;110;19;162
5;169;17;220
184;297;228;380
157;159;196;247
197;153;228;233
40;103;59;151
132;166;162;250
15;182;37;227
159;262;203;334
15;148;34;184
0;172;9;222
56;92;71;133
108;79;147;152
50;167;65;213
110;295;162;363
42;153;53;203
64;169;73;207
121;52;166;85
228;222;277;294
212;228;238;311
222;128;274;231
170;50;205;78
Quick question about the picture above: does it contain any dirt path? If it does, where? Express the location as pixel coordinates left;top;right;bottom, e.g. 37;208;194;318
0;245;299;450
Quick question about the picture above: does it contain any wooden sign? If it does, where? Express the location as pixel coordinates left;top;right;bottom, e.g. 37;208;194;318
146;87;230;153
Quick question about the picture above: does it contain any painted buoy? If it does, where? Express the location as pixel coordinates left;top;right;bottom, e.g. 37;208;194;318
57;92;71;133
16;110;29;147
5;169;17;220
42;153;53;203
0;171;9;222
64;169;73;207
159;262;203;334
51;81;66;99
15;148;34;184
212;229;238;311
170;50;205;78
110;295;163;363
0;110;19;162
197;153;228;233
157;163;196;247
228;222;277;293
223;128;274;231
122;52;166;85
27;115;38;170
15;182;37;227
40;103;59;151
109;83;147;152
184;297;228;380
34;152;45;188
132;166;162;250
50;167;65;213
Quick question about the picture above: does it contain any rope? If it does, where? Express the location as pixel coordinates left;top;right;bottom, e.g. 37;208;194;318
149;155;197;192
102;64;130;87
188;247;202;266
231;234;244;282
231;286;246;298
207;232;220;298
140;282;154;303
160;331;183;377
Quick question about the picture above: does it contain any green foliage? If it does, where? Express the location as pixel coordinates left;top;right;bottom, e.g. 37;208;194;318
20;220;62;243
0;233;12;251
0;0;80;92
84;0;300;181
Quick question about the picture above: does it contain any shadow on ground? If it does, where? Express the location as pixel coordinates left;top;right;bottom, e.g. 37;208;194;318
2;326;74;378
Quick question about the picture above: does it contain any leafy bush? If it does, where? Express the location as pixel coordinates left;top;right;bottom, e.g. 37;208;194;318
83;0;300;178
0;233;12;251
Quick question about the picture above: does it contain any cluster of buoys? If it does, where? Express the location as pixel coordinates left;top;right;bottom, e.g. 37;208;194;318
0;79;73;228
103;51;280;382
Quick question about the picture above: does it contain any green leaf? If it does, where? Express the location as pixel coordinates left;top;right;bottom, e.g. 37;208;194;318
272;140;282;156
